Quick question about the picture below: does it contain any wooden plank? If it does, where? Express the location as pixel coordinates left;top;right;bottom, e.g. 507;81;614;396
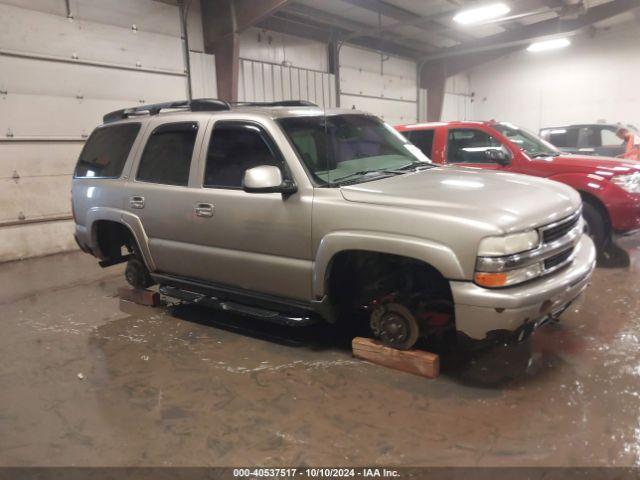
352;337;439;379
117;287;160;307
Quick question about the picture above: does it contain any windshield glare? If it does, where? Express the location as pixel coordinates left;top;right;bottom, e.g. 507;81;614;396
493;123;560;157
278;114;431;186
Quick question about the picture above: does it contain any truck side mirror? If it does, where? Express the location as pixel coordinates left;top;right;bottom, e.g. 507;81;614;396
485;149;510;166
242;165;297;195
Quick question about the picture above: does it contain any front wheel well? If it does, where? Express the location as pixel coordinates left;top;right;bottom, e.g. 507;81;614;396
326;250;454;319
578;191;611;232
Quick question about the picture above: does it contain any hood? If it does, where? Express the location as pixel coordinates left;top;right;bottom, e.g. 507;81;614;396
536;153;640;175
340;166;581;234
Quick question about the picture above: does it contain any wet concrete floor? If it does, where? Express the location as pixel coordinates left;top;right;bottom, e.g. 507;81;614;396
1;245;640;467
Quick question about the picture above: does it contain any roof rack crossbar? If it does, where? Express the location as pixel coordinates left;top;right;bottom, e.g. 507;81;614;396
231;100;318;108
103;98;231;123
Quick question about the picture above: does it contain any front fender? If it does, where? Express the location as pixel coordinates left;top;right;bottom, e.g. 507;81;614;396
86;207;156;271
546;173;609;203
312;230;466;299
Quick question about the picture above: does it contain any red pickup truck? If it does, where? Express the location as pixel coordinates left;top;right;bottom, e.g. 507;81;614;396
395;121;640;257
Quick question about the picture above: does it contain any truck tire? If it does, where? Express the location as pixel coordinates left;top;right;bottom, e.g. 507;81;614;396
582;202;608;252
125;257;155;290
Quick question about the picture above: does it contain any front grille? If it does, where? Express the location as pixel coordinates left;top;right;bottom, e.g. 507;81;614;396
542;214;580;244
544;248;573;270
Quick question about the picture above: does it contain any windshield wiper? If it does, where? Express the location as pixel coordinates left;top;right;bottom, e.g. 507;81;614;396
330;169;396;184
530;152;560;158
390;161;435;172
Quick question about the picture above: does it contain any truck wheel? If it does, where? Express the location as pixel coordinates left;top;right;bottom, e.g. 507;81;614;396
125;257;154;289
582;202;608;252
369;303;420;350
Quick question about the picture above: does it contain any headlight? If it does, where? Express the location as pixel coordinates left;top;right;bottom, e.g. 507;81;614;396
612;172;640;193
477;230;540;256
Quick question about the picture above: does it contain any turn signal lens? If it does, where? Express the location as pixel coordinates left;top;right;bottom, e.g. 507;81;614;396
474;272;507;287
475;262;543;288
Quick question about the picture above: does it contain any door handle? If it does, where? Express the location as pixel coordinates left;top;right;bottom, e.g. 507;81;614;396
129;196;145;209
194;203;214;217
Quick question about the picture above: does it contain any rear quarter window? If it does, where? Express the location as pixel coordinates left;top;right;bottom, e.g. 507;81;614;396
74;123;141;178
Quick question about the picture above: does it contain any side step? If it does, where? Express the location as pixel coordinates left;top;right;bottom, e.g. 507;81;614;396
158;285;317;327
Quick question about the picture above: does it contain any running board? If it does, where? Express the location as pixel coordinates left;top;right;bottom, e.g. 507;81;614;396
158;285;317;327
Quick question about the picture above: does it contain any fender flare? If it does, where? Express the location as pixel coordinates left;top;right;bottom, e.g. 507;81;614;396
545;172;609;204
86;207;156;272
312;230;465;299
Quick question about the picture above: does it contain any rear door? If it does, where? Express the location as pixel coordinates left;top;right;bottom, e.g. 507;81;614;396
404;129;435;160
443;127;513;171
124;120;206;278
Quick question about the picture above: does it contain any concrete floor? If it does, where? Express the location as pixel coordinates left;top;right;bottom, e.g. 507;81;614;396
1;244;640;467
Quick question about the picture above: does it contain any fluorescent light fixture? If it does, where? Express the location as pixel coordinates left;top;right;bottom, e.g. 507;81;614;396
453;3;510;25
527;38;571;52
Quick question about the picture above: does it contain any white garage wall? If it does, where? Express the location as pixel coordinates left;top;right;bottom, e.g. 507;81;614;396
468;24;640;132
0;0;209;263
339;45;417;126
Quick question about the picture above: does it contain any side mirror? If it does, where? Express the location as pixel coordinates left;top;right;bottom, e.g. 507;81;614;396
242;165;297;194
485;148;510;166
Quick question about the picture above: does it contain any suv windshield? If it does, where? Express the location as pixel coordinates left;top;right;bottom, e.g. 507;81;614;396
493;122;560;158
278;114;431;186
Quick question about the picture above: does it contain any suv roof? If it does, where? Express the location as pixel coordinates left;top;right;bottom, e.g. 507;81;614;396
102;98;361;125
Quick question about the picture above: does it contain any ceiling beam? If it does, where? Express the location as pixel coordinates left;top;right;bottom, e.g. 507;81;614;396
275;3;434;56
258;12;426;59
201;0;291;48
420;0;640;62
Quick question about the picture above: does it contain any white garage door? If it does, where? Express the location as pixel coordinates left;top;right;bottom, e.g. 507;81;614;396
339;44;417;126
0;0;210;262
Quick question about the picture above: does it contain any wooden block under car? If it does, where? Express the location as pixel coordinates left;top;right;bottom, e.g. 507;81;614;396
352;337;440;379
117;287;160;307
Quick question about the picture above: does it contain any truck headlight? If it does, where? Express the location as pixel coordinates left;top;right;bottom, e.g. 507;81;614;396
477;230;540;256
612;172;640;193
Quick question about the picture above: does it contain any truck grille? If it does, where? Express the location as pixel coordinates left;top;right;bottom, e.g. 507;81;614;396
544;248;573;270
542;214;580;244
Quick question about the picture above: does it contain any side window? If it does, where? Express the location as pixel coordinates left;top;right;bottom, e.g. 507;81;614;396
74;123;140;178
136;122;198;186
601;127;624;147
204;122;283;189
406;130;435;158
446;128;507;164
577;127;598;148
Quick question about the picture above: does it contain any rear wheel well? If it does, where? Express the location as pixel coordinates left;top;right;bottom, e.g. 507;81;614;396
93;220;138;261
326;250;454;322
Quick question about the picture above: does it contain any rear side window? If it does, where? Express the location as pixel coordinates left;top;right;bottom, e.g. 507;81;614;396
406;130;435;158
136;122;198;186
74;123;140;178
204;122;283;189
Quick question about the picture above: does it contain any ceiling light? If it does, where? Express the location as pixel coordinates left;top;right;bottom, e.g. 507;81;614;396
527;38;571;52
453;3;511;25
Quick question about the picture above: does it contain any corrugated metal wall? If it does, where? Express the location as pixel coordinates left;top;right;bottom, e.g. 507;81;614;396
0;0;212;262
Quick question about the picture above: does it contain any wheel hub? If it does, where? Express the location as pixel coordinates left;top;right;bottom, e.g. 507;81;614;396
369;302;420;350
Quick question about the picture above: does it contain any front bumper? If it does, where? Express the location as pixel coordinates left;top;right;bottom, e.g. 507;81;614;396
450;235;596;340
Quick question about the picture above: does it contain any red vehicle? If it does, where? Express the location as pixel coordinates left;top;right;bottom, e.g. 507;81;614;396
395;121;640;256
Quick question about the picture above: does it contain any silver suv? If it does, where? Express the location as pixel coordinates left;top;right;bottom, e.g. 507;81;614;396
72;99;596;350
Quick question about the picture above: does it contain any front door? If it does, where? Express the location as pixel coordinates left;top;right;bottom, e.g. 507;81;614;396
444;127;512;171
174;119;313;301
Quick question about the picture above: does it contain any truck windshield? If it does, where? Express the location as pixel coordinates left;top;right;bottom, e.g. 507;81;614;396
278;114;432;186
494;123;560;158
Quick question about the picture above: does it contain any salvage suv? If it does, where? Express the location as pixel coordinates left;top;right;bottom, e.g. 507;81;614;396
72;99;596;350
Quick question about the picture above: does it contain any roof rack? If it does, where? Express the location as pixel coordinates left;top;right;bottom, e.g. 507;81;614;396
103;98;231;124
232;100;318;108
